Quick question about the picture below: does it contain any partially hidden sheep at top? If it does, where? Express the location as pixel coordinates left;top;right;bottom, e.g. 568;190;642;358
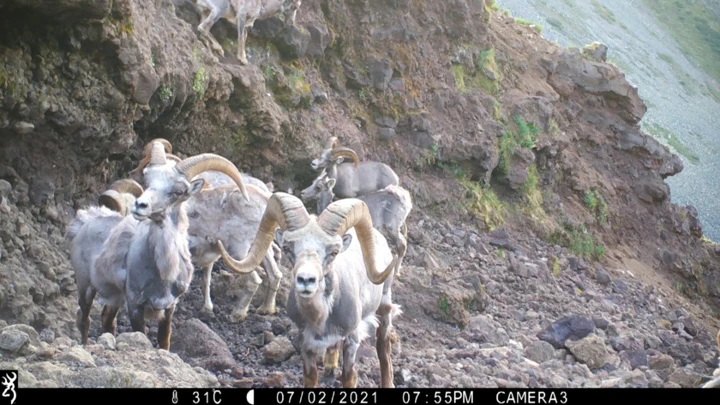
310;136;400;199
192;0;303;65
65;141;249;349
130;139;283;321
217;193;401;388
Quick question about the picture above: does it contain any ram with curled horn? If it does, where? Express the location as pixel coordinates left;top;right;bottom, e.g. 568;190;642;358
97;179;144;216
308;136;399;199
217;192;402;388
65;141;249;349
301;172;412;278
129;139;282;321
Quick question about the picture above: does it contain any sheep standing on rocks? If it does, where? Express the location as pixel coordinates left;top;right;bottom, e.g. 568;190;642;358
217;193;401;387
130;139;283;321
65;141;249;349
193;0;303;65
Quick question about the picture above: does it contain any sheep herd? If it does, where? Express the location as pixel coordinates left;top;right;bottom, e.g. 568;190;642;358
64;136;413;388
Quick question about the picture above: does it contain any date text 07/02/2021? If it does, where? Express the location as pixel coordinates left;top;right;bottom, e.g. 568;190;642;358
271;389;570;405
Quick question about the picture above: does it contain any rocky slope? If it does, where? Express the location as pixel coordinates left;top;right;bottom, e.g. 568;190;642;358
0;0;719;388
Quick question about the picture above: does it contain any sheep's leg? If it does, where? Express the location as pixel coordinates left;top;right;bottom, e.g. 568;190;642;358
257;250;281;315
197;2;227;56
341;335;360;388
322;342;340;380
230;268;262;322
157;304;176;350
128;304;146;335
395;230;407;278
302;348;318;387
76;289;96;345
100;305;121;336
236;17;249;65
376;301;395;388
200;263;215;313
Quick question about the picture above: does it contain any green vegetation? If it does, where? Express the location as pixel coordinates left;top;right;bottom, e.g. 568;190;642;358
438;293;450;321
262;63;313;109
457;174;506;232
591;0;617;24
551;255;561;277
193;67;206;97
158;85;172;103
515;18;543;33
583;189;608;225
657;52;700;95
451;48;501;95
644;122;700;164
497;115;540;175
549;223;606;261
546;17;564;31
640;0;720;83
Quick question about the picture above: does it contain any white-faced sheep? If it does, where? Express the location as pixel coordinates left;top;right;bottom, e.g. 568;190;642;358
192;0;302;65
130;139;282;320
65;141;248;349
217;193;401;387
310;136;400;198
301;171;411;278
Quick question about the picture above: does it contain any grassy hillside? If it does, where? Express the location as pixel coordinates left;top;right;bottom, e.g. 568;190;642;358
640;0;720;83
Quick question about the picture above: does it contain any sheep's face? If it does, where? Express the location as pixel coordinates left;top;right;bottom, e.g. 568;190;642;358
276;224;351;299
310;148;333;170
133;164;204;221
300;175;335;208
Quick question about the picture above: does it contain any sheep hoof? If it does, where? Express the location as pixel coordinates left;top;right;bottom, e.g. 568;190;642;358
257;305;276;315
200;303;214;313
230;309;248;322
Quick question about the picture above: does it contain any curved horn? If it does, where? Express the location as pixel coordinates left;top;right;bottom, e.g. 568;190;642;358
217;192;310;274
331;147;360;168
142;138;172;157
98;190;126;214
148;141;168;165
326;136;338;149
108;179;144;197
317;199;396;284
174;154;249;201
97;179;144;215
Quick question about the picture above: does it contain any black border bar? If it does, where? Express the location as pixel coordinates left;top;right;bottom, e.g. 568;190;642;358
9;387;716;404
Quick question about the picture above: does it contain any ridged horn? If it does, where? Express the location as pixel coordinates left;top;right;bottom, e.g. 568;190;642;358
326;136;338;149
130;139;172;174
148;141;168;165
317;198;396;284
217;192;310;274
98;179;145;215
331;147;360;168
98;190;125;214
174;154;249;201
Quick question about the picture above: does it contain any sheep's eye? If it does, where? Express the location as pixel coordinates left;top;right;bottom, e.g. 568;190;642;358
174;190;184;196
329;250;338;258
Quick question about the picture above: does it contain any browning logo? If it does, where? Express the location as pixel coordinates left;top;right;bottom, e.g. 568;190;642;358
0;371;16;405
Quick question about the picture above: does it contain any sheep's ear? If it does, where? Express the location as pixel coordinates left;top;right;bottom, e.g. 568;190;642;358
335;157;345;164
189;179;205;195
341;233;352;252
326;178;336;188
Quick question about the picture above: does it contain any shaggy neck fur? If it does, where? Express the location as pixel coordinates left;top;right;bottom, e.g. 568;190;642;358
297;267;338;334
147;204;192;282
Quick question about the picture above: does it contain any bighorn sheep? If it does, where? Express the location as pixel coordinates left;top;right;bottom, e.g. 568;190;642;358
217;193;402;388
130;139;282;320
129;139;272;192
310;137;400;198
193;0;302;65
65;141;248;349
300;172;411;277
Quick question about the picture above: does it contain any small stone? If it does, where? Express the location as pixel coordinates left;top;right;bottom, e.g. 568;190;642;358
0;330;29;352
524;341;555;364
39;329;55;343
97;333;116;350
116;332;152;350
262;337;295;364
57;346;96;368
